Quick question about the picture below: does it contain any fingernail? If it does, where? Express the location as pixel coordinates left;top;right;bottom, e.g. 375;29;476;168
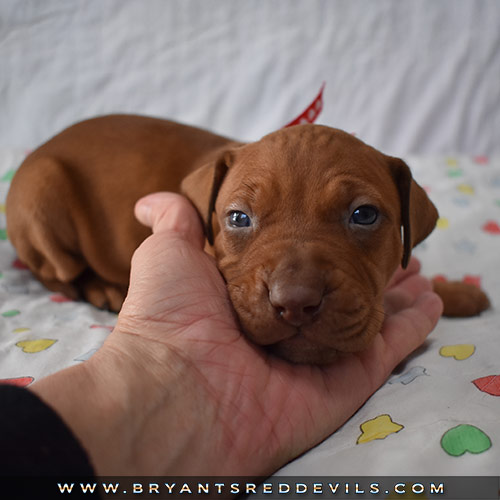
135;198;153;226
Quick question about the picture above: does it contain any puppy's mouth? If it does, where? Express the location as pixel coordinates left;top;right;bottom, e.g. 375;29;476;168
226;277;385;364
268;332;341;365
238;308;372;363
267;314;375;364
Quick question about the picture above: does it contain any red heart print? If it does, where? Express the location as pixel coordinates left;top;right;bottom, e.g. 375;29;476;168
433;274;448;283
50;294;73;303
12;258;29;270
482;221;500;235
463;275;481;288
0;376;34;387
473;375;500;396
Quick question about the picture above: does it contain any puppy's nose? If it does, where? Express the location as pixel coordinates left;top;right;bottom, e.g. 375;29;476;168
269;284;324;327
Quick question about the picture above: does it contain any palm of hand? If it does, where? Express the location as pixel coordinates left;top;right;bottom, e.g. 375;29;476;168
112;196;441;476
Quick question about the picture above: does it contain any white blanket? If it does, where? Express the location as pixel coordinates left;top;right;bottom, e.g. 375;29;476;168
0;0;499;479
1;150;498;476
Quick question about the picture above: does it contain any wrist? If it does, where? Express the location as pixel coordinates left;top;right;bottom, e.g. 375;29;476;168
31;329;218;475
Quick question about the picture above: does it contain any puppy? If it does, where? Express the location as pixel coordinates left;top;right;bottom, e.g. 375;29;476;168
6;115;490;363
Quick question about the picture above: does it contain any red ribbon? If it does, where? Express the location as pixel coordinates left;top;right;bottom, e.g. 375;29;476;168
283;82;325;128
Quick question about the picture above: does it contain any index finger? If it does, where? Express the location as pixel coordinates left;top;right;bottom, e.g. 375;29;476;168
135;192;205;249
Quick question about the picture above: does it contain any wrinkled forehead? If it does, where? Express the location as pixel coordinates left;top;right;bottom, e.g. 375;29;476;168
222;125;396;201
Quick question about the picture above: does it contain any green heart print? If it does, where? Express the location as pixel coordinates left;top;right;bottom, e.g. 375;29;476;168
441;424;492;457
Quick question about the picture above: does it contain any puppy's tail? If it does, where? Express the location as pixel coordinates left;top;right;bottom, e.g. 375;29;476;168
432;279;491;317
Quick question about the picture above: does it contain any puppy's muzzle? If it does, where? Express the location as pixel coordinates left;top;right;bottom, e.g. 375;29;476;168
266;254;327;328
268;282;325;327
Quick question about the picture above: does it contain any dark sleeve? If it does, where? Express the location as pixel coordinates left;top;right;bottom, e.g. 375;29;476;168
0;384;96;476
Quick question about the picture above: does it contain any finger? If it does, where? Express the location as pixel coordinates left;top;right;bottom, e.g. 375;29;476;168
381;290;443;367
135;192;205;249
384;273;434;315
385;257;421;289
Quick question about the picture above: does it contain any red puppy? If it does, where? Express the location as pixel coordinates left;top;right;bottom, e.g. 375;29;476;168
6;115;490;363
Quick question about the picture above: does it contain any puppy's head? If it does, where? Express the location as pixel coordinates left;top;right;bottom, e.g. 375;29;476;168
182;125;438;363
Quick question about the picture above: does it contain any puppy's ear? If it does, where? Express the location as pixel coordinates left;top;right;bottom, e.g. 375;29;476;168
388;157;439;269
180;151;233;245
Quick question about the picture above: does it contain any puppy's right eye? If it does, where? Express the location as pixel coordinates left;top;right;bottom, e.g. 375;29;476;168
228;210;252;228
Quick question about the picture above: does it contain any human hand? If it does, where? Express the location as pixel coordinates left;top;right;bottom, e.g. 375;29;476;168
31;192;443;477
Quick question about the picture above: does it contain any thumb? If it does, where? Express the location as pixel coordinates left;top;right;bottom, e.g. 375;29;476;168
135;192;205;249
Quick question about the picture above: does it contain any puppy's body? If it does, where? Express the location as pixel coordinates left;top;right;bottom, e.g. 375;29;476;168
7;115;237;310
7;115;490;363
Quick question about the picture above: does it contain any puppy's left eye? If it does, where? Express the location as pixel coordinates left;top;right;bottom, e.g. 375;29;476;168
350;205;379;225
228;210;252;228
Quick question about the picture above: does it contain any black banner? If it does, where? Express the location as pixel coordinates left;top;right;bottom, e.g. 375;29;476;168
1;476;499;499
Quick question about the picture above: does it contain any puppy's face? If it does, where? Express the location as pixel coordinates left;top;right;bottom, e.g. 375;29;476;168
183;125;438;363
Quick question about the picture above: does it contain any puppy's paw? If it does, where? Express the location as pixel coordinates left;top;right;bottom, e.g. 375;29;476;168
76;271;127;312
432;280;491;317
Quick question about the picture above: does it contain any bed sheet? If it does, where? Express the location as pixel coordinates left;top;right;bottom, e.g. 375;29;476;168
1;0;499;481
0;149;498;476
